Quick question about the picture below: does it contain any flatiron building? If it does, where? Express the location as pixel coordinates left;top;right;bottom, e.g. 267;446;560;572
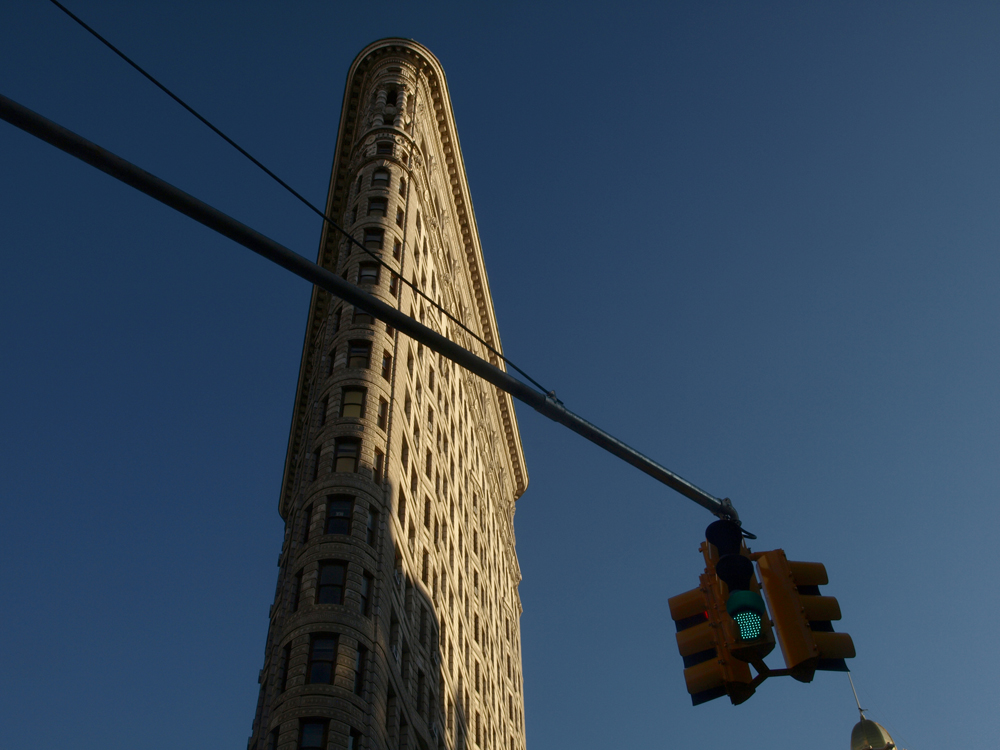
248;39;529;750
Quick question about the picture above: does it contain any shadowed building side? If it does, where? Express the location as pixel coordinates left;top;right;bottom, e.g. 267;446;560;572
248;39;529;750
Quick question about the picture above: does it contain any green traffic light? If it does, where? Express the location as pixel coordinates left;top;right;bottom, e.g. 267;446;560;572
733;610;763;640
726;590;767;641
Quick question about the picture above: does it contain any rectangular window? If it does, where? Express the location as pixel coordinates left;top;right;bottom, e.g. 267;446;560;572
400;439;409;471
397;488;407;525
367;197;387;216
353;306;375;326
389;272;399;295
377;397;388;429
308;635;338;684
311;448;321;482
417;669;426;716
424;496;431;528
376;141;393;155
358;262;380;284
333;438;360;473
327;346;336;377
299;720;327;750
410;467;418;494
392;239;402;260
354;645;367;695
373;449;384;485
360;572;373;615
326;495;353;534
317;560;347;604
381;352;393;380
372;168;390;187
301;504;313;543
425;449;433;478
363;228;384;250
398;177;406;196
267;728;279;750
395;208;404;227
348;728;362;750
279;643;291;691
347;340;371;369
291;570;303;612
341;387;366;418
318;396;328;426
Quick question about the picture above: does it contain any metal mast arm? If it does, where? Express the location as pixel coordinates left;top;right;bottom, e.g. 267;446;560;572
0;92;737;522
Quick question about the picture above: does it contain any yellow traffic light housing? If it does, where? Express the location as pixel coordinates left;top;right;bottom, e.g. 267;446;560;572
703;521;776;666
670;525;856;705
757;549;856;682
668;566;755;706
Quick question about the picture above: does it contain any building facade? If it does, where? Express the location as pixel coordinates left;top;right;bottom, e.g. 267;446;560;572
248;40;529;750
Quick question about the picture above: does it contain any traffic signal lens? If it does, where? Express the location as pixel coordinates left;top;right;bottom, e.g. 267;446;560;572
726;589;767;641
733;609;763;640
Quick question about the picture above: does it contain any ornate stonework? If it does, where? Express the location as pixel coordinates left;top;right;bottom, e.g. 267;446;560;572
249;40;528;750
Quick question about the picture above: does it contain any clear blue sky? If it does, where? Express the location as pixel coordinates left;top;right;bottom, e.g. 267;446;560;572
2;2;998;748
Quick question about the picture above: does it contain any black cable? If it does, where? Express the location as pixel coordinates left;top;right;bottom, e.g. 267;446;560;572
48;0;553;397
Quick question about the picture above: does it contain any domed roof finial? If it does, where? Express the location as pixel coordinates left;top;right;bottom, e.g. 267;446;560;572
848;673;900;750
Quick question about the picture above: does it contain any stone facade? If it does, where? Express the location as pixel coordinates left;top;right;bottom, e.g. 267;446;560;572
248;40;529;750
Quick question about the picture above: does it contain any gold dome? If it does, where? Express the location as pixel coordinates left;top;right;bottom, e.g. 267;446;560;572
851;719;895;750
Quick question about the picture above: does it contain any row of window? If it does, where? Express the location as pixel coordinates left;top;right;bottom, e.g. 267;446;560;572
275;633;367;694
263;712;363;750
290;561;373;615
331;304;399;341
318;387;389;429
323;339;392;378
355;226;403;261
310;438;384;484
355;166;406;197
299;495;378;545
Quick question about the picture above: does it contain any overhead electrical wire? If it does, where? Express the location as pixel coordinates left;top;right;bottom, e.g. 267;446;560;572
30;3;740;523
48;0;553;397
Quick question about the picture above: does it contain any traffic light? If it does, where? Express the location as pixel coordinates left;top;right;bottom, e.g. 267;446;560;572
668;558;755;706
704;520;775;665
756;548;855;682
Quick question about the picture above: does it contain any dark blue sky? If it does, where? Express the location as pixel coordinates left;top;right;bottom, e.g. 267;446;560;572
3;2;999;748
